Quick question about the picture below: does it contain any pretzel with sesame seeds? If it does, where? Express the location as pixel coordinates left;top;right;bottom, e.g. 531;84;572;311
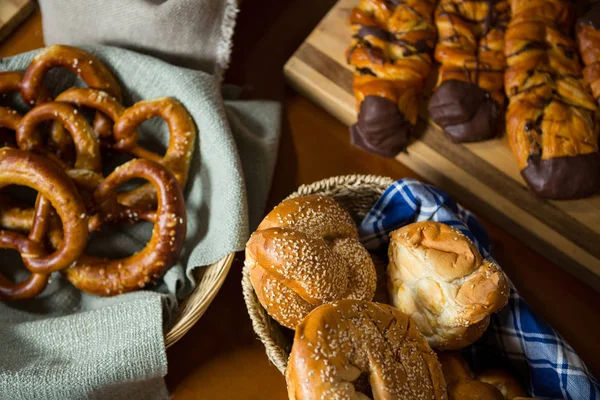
64;159;186;296
0;148;88;300
20;45;122;138
245;195;377;330
286;299;448;400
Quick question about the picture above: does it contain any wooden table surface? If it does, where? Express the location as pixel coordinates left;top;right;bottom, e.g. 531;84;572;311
2;3;599;399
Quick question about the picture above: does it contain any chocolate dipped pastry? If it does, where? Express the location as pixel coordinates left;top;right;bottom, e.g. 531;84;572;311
428;0;510;143
347;0;436;158
576;0;600;105
504;0;600;199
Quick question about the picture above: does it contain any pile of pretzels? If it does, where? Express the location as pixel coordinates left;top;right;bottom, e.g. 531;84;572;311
0;45;195;300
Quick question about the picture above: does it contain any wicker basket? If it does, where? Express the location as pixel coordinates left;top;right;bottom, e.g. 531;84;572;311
165;252;235;348
242;174;395;373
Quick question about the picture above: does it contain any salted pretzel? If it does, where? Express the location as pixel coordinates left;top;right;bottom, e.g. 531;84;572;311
20;45;122;138
16;102;102;172
0;148;88;300
64;159;186;296
0;71;65;151
504;0;600;199
576;2;600;105
112;97;196;207
427;0;510;143
346;0;437;157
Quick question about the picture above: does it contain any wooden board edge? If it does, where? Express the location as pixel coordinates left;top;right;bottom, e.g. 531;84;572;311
0;1;36;44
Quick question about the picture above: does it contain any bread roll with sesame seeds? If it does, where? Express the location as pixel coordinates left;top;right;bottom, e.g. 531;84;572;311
246;195;377;330
387;221;509;350
286;299;448;400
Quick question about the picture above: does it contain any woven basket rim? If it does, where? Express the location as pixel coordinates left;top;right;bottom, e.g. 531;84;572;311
242;174;395;373
165;252;235;348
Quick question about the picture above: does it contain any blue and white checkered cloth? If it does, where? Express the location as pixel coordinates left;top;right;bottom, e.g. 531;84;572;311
358;178;600;400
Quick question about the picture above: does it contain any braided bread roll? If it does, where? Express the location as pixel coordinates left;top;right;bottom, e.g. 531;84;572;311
576;1;600;105
387;222;509;350
504;0;600;199
346;0;436;158
428;0;510;143
246;196;377;330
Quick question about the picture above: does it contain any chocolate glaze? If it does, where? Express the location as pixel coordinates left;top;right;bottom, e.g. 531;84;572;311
356;25;390;42
428;80;502;143
350;96;411;158
522;152;600;199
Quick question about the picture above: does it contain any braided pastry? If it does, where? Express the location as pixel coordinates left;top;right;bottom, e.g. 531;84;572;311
347;0;437;157
576;1;600;105
504;0;600;199
286;300;447;400
246;195;377;330
428;0;510;143
0;148;88;300
64;159;186;296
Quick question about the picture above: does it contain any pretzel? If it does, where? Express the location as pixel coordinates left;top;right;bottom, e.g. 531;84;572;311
112;97;196;207
64;159;186;296
346;0;436;157
0;148;88;299
428;0;509;143
0;71;67;151
504;0;600;199
576;2;600;105
20;45;122;138
16;102;102;172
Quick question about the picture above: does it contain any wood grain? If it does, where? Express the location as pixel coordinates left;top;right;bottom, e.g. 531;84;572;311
0;0;35;44
284;0;600;291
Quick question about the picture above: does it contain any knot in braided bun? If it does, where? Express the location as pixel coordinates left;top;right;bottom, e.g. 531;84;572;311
286;300;447;400
387;221;509;350
246;195;377;330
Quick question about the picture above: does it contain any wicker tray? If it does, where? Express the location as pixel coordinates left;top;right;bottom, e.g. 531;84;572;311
242;174;394;373
165;252;235;348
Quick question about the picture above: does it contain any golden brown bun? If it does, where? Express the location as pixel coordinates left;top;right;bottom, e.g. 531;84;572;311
439;352;530;400
286;299;448;400
246;195;377;329
387;221;509;350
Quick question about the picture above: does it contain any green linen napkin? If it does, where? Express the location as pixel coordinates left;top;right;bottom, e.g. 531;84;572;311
0;45;281;400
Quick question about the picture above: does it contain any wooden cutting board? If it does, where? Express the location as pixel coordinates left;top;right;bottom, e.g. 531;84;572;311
0;0;35;44
284;0;600;291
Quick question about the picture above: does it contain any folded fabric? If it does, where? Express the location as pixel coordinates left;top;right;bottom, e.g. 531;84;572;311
0;45;280;400
358;178;600;399
39;0;239;79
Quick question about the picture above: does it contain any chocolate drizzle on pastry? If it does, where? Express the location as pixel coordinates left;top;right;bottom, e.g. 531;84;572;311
429;0;510;143
347;0;436;157
505;0;600;199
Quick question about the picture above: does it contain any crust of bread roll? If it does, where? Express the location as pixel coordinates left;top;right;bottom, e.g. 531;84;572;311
286;300;448;400
246;195;377;329
387;221;509;350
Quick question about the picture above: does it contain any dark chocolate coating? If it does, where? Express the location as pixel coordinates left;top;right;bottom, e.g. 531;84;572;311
428;80;502;143
350;96;411;158
356;25;390;42
522;152;600;199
